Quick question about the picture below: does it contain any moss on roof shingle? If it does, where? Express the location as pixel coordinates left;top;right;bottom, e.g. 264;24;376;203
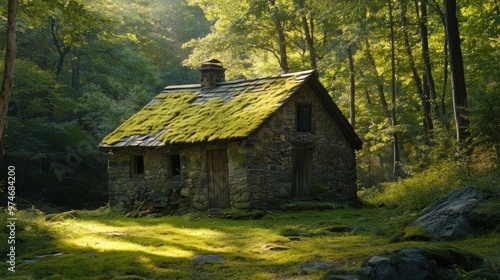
100;74;304;146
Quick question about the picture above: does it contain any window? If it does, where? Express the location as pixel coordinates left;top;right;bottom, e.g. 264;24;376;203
131;155;144;177
297;105;311;132
170;154;181;177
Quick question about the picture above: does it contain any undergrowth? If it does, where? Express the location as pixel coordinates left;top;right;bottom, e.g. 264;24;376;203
358;160;499;212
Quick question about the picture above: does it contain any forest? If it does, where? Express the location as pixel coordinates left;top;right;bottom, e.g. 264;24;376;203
0;0;499;209
0;1;499;279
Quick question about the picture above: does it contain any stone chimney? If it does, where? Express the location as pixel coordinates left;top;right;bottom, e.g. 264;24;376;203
200;59;225;91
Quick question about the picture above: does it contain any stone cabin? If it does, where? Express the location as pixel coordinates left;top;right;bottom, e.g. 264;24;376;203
99;59;362;213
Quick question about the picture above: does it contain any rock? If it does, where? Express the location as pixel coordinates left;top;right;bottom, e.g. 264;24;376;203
191;254;224;263
468;198;500;230
180;188;190;197
107;232;128;237
361;246;482;280
299;261;339;272
260;244;289;251
324;276;360;280
365;256;400;280
409;186;487;240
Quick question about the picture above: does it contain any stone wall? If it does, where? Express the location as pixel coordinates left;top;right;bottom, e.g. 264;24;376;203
249;83;358;206
106;84;358;213
107;148;187;213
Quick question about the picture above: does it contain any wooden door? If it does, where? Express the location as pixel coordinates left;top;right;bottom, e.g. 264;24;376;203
292;148;312;198
207;149;230;208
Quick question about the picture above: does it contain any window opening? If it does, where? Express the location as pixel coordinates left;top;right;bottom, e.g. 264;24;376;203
132;155;144;177
170;154;181;177
297;105;312;132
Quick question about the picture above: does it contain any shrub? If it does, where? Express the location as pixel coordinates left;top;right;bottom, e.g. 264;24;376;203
359;161;463;211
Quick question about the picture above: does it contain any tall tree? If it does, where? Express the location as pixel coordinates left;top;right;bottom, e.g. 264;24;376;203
346;45;355;128
444;0;469;147
399;0;433;135
269;0;290;73
0;0;19;162
418;0;439;118
296;0;317;70
389;0;401;175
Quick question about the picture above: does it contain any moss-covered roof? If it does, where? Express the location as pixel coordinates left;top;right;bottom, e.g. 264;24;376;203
99;70;314;147
99;69;362;150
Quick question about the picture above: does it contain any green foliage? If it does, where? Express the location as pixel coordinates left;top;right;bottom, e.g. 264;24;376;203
278;201;342;211
3;0;209;210
359;161;463;211
0;207;53;256
402;226;431;241
45;210;79;222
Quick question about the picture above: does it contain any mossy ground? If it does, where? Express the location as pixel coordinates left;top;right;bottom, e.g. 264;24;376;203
2;206;498;280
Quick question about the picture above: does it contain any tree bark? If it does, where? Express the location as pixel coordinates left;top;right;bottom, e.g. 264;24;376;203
347;45;355;128
364;37;390;117
0;0;19;162
444;0;469;147
296;0;317;70
269;0;289;73
389;0;401;176
399;0;433;134
431;0;448;114
51;16;71;76
419;0;439;117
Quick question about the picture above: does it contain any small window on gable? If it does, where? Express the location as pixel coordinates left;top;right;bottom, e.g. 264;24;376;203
297;105;312;132
131;155;144;177
170;154;181;177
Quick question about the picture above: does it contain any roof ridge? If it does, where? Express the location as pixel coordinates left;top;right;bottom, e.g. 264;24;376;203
163;84;200;90
162;70;315;91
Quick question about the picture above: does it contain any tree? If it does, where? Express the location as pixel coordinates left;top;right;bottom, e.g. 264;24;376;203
347;45;355;128
418;0;439;118
389;0;401;175
444;0;469;148
0;0;19;162
295;0;317;70
399;0;433;135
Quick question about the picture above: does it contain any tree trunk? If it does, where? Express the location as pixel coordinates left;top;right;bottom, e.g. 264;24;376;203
444;0;469;147
389;0;401;176
419;0;439;117
0;0;19;162
269;0;289;73
399;0;433;135
296;0;317;70
346;45;356;128
71;56;81;90
51;16;71;76
364;37;390;117
431;0;448;114
440;32;449;114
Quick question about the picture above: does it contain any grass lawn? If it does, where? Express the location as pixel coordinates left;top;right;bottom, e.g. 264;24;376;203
2;207;499;279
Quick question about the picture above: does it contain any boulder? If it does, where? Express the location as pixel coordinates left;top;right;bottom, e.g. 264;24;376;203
361;246;482;280
409;186;487;240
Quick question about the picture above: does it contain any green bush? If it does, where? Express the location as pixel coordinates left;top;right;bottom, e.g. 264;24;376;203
359;162;463;211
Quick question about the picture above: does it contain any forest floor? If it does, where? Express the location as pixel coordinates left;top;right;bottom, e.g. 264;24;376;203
2;205;499;279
